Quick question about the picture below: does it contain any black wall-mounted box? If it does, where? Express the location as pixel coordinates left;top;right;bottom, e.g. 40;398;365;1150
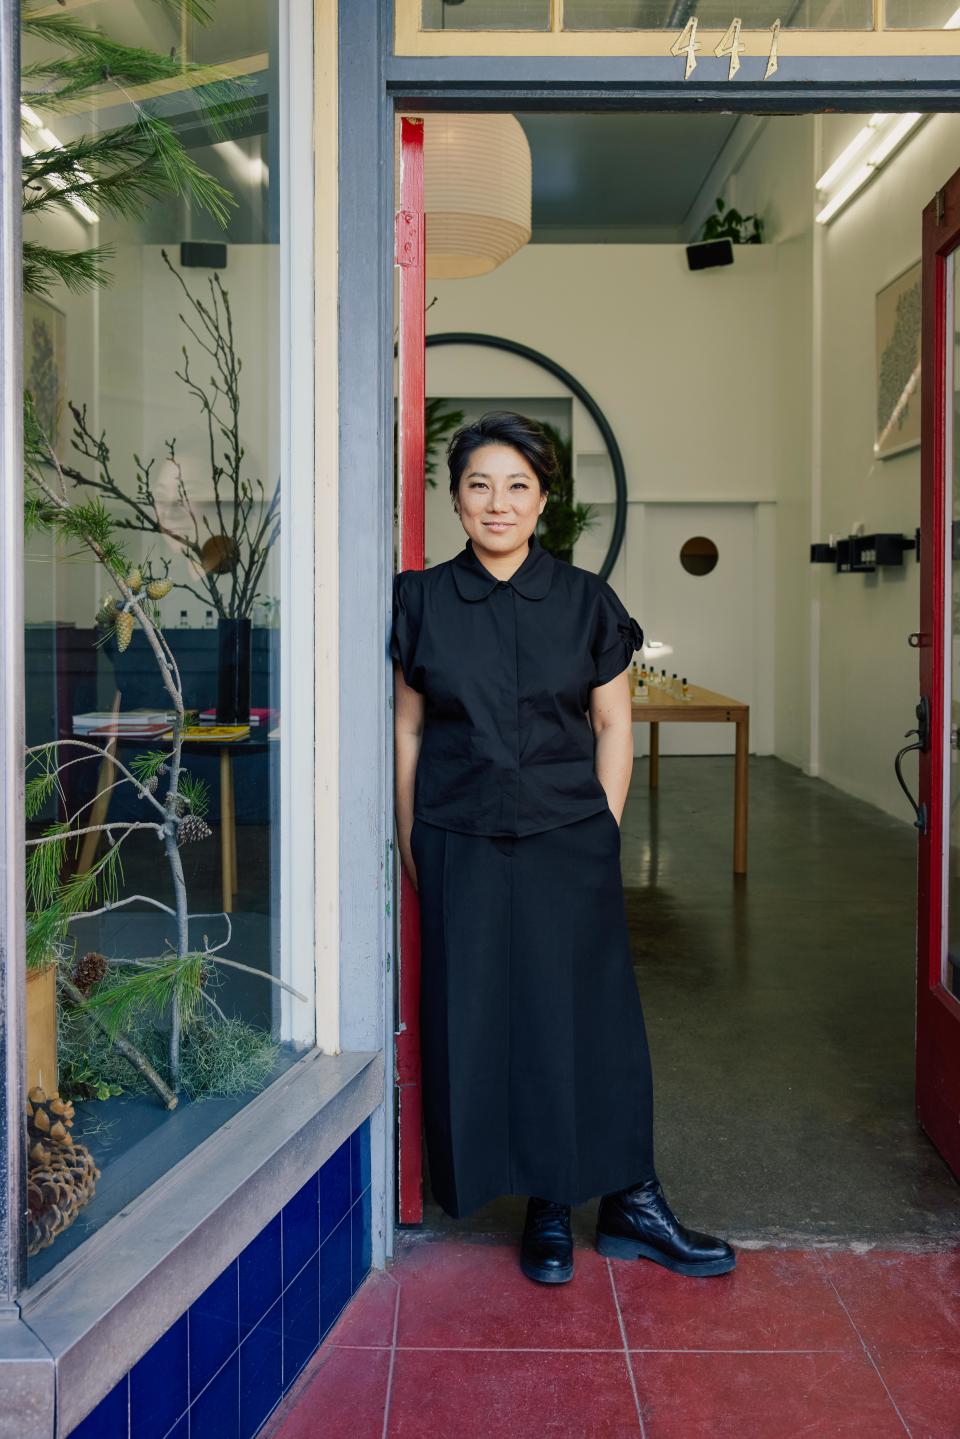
685;238;734;272
180;241;227;269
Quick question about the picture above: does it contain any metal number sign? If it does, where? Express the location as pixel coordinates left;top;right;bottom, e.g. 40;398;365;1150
672;18;782;79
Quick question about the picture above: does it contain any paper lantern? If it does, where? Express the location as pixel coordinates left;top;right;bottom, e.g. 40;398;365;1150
395;113;532;278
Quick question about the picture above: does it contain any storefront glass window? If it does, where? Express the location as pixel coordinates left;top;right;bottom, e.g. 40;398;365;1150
421;0;552;28
884;0;960;24
561;0;874;27
21;0;312;1281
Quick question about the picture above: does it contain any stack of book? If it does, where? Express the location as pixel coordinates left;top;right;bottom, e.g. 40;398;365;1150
72;710;175;740
198;708;277;730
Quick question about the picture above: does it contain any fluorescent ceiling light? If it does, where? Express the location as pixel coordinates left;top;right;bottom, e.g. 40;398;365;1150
867;112;922;167
945;5;960;24
816;114;885;191
816;113;926;225
21;102;98;225
816;164;872;224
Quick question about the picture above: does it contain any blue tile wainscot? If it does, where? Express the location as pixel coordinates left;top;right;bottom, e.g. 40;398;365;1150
69;1119;373;1439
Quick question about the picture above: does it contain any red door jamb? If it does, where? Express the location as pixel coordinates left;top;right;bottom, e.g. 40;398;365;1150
395;115;426;1224
917;172;960;1179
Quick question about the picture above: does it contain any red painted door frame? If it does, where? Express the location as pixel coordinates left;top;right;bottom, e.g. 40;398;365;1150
394;115;426;1224
917;168;960;1180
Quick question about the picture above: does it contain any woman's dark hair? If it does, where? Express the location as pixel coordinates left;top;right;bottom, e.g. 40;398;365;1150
447;411;560;499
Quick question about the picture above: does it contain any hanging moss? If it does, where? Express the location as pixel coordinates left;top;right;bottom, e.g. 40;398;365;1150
58;1007;279;1104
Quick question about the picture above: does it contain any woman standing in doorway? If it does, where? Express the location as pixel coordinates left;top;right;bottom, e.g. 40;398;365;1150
391;412;734;1285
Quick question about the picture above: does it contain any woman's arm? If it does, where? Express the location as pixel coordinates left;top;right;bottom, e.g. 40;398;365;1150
394;660;425;888
588;669;634;824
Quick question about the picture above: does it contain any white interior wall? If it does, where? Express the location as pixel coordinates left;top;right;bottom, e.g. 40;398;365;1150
730;117;816;774
735;113;960;823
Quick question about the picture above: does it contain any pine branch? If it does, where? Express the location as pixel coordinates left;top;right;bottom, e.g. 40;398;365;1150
22;240;114;297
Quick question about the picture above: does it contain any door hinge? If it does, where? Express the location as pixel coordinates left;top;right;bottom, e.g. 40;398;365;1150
936;188;946;225
394;209;422;268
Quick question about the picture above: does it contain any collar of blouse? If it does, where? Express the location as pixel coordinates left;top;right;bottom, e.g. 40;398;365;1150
452;529;556;603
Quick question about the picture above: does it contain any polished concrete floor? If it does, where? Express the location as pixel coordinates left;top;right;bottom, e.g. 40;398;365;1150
419;756;960;1247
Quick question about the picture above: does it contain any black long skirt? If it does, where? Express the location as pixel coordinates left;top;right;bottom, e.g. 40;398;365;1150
410;805;656;1219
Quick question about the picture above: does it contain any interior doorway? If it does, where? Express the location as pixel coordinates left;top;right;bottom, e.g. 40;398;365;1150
394;108;960;1244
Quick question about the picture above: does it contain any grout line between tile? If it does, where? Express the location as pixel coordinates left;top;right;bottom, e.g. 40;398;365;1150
380;1276;402;1439
814;1254;914;1438
330;1343;862;1354
607;1258;647;1439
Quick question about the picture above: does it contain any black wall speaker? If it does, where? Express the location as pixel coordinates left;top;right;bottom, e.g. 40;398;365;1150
685;238;734;272
180;241;227;269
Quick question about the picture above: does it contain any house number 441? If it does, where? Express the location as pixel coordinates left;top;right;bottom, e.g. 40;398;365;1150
670;17;781;81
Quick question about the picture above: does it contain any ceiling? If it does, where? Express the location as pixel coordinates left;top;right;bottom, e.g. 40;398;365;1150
516;113;745;243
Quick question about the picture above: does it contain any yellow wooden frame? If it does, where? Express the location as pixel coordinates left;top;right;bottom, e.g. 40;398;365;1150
397;0;960;57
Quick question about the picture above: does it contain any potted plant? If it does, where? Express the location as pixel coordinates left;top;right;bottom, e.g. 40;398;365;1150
699;195;765;246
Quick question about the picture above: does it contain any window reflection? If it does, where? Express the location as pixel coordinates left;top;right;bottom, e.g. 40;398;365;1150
22;0;308;1281
562;0;874;27
421;0;552;28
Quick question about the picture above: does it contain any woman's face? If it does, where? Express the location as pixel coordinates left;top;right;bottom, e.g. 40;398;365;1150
454;443;547;555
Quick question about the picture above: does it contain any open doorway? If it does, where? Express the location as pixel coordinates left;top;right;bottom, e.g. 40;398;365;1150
394;109;960;1245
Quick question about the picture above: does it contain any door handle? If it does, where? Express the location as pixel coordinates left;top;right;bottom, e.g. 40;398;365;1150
894;695;930;835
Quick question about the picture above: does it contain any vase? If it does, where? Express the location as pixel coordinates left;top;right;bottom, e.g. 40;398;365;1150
216;617;251;724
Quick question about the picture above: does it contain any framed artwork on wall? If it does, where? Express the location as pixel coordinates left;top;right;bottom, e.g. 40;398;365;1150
875;259;921;460
23;294;66;453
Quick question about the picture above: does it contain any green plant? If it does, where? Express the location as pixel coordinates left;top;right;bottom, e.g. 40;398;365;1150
536;421;597;565
58;1004;278;1104
699;195;764;246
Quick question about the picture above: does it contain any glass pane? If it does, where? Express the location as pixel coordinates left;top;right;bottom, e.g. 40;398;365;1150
563;0;874;27
21;0;311;1281
948;250;960;997
421;0;551;28
885;0;960;24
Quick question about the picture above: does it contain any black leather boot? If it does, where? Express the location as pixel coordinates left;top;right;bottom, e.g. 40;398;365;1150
595;1178;735;1277
520;1196;574;1284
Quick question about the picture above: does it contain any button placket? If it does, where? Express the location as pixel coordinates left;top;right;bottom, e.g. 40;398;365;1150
496;584;521;833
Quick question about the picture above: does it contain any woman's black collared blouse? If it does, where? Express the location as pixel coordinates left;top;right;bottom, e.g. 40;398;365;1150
391;530;644;838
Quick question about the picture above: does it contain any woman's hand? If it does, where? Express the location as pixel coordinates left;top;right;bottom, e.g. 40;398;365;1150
589;668;633;822
394;660;424;889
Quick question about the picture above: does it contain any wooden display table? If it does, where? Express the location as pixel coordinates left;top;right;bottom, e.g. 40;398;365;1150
630;683;750;875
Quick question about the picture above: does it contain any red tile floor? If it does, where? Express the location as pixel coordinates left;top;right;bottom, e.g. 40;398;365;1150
263;1235;960;1438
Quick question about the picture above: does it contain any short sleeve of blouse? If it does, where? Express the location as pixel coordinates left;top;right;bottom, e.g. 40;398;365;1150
390;570;425;693
591;580;644;688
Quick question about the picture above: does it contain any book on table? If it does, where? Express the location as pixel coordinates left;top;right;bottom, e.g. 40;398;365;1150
198;707;277;728
73;710;176;739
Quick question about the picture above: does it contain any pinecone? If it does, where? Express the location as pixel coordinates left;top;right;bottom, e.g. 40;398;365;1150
94;596;118;627
146;578;173;600
169;792;188;817
26;1086;99;1257
144;774;159;794
114;611;134;653
72;951;108;996
177;814;212;846
125;568;142;593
